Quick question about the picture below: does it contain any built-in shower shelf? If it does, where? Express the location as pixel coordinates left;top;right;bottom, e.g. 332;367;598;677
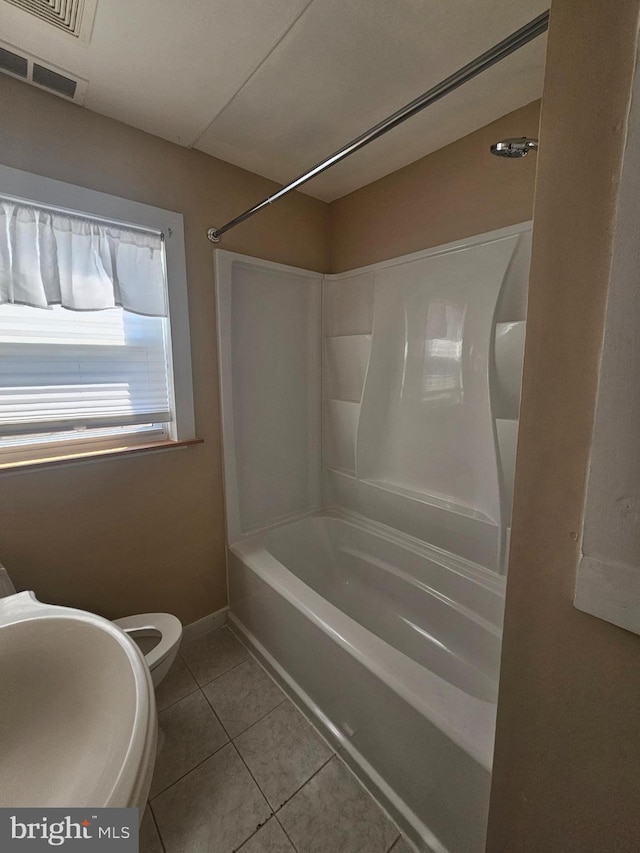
324;332;373;339
360;479;496;524
326;465;357;478
325;398;361;407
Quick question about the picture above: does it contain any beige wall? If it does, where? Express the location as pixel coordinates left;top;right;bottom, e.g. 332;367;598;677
0;73;329;624
329;100;540;273
486;1;640;851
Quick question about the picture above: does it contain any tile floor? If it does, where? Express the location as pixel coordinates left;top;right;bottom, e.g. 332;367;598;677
141;626;413;853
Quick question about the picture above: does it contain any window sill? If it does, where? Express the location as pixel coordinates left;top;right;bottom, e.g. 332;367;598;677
0;438;204;473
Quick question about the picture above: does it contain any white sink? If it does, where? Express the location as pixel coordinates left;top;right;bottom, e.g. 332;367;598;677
0;591;157;808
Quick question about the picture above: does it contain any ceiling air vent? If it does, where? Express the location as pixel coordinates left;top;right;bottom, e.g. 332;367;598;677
0;39;87;103
0;45;28;77
32;61;77;97
2;0;98;42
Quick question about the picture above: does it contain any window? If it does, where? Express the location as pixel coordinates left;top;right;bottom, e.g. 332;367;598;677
0;165;195;466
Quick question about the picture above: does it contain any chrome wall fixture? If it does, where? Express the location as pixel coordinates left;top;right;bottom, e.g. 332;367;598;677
490;137;539;157
207;11;549;243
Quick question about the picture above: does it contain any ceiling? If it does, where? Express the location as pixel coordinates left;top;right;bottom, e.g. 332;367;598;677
0;0;548;201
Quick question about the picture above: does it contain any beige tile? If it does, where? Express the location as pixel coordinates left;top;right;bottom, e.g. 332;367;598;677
150;690;228;797
139;808;164;853
155;655;198;711
202;658;285;738
389;837;414;853
234;701;332;810
181;627;250;686
278;756;398;853
152;743;271;853
237;817;296;853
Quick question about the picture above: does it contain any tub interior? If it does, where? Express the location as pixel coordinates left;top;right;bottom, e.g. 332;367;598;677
262;515;502;702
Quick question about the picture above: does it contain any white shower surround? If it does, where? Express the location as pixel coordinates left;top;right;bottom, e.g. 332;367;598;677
214;222;531;853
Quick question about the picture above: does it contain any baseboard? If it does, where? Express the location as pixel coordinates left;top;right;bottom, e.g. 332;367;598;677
181;606;228;644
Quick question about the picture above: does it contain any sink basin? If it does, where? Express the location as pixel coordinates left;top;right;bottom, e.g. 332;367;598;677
0;591;157;808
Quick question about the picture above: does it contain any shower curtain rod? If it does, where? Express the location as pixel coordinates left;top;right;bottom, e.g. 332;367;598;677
207;10;549;243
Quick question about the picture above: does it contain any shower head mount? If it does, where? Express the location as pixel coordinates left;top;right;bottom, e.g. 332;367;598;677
490;137;539;158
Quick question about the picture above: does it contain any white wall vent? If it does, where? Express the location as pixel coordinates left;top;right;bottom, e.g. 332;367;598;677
2;0;97;42
0;39;88;103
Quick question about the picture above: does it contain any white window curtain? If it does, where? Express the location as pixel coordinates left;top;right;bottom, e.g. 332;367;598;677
0;200;167;317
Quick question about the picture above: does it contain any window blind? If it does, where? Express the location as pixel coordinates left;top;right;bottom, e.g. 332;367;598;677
0;304;172;437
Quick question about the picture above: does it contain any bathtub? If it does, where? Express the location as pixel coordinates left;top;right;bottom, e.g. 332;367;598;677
227;510;504;853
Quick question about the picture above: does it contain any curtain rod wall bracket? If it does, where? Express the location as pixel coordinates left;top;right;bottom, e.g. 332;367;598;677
205;10;549;243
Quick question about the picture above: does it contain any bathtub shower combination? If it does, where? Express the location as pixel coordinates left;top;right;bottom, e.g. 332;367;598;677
215;222;531;853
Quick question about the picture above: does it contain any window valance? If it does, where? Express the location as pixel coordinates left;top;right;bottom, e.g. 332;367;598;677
0;200;167;316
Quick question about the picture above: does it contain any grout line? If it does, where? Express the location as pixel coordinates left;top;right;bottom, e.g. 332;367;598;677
215;639;335;812
149;729;231;801
155;682;200;714
147;802;167;853
200;685;231;736
229;741;275;815
274;812;300;853
232;697;288;740
157;632;287;800
179;625;229;657
231;626;337;757
200;684;236;739
160;632;253;713
233;632;290;696
179;628;251;687
201;679;288;742
273;754;335;814
228;626;337;760
233;815;280;853
231;739;335;830
201;627;294;729
196;654;252;691
386;835;401;853
177;650;197;681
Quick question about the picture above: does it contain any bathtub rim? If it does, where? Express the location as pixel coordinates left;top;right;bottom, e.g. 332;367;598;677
244;504;505;597
229;509;500;771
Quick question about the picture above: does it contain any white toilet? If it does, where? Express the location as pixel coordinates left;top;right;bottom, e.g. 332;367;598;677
113;613;182;757
113;612;182;688
1;564;182;695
